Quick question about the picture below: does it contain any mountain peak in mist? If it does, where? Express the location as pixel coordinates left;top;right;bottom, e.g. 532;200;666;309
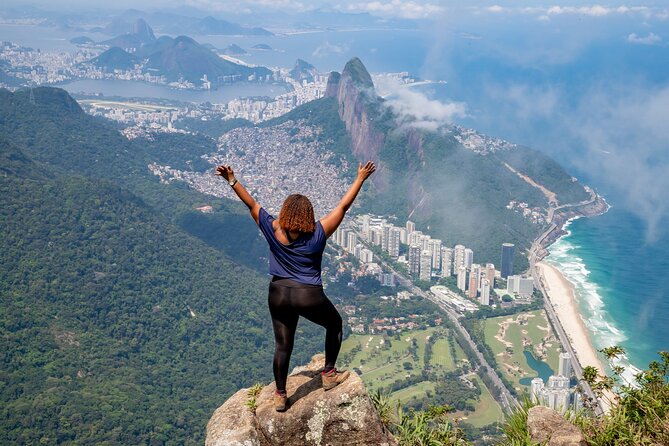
341;57;374;90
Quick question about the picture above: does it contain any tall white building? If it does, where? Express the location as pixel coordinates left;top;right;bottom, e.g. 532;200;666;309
381;223;391;252
360;214;371;240
408;230;423;246
398;227;407;244
440;247;453;277
388;227;401;258
532;376;572;413
457;266;468;292
464;248;474;268
485;263;496;289
531;377;544;404
480;279;491;305
559;352;572;378
428;239;442;271
420;250;432;281
346;232;357;254
468;263;480;299
408;245;421;277
406;220;416;234
359;248;374;263
454;245;466;270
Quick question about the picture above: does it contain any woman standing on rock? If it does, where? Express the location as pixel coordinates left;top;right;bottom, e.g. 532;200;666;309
215;161;376;411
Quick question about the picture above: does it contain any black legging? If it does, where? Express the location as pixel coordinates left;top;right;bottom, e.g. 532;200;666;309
268;277;343;392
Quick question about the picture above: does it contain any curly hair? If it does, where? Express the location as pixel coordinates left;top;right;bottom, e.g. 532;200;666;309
278;194;316;234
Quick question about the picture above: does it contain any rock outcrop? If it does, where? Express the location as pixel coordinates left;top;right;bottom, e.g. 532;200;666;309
527;406;585;446
206;354;397;446
324;58;385;164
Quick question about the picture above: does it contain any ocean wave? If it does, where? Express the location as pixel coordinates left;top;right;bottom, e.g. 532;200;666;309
545;234;642;379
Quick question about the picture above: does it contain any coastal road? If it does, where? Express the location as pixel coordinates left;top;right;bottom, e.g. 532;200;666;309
372;255;519;413
528;192;605;416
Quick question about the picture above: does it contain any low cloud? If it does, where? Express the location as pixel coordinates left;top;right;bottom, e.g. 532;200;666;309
345;1;444;20
482;80;669;242
377;78;467;131
311;41;349;58
627;32;662;45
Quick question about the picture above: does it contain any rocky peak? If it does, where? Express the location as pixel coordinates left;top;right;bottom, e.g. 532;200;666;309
131;18;156;43
206;354;396;446
323;58;385;165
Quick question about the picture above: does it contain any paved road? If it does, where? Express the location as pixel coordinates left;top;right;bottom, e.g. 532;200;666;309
528;192;605;416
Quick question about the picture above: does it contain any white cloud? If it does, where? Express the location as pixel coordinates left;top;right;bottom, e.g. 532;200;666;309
475;4;659;19
185;0;308;12
378;78;467;130
627;32;662;45
482;80;669;242
311;41;349;58
345;1;444;19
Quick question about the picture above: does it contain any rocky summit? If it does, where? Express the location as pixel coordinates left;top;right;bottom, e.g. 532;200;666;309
205;354;397;446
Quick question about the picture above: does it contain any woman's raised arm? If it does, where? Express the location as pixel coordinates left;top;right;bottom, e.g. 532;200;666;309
320;161;376;238
215;164;261;224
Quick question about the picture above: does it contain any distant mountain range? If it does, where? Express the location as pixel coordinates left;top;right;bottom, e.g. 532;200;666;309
85;19;272;84
94;10;272;36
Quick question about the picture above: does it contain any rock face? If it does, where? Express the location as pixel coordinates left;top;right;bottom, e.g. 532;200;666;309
324;58;385;163
206;354;397;446
527;406;585;446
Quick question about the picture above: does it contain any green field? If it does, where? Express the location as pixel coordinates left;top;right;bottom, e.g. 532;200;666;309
450;374;505;427
340;327;464;403
483;309;563;392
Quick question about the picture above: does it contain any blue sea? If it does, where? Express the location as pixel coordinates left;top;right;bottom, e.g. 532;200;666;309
544;209;669;378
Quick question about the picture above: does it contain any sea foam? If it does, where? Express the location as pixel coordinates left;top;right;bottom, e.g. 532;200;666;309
545;220;642;382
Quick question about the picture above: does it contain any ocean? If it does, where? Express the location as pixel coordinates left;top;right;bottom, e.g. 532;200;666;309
544;208;669;379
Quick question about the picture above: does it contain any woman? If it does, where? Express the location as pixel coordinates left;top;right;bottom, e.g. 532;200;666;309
215;161;376;411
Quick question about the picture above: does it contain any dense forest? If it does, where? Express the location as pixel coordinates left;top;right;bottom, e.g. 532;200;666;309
0;88;323;444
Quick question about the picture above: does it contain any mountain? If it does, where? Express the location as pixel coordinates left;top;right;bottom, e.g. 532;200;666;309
101;18;156;51
89;46;140;71
267;58;595;271
70;36;95;45
252;43;273;50
89;28;273;84
184;16;272;36
0;87;325;444
289;58;318;82
142;36;271;83
220;43;247;55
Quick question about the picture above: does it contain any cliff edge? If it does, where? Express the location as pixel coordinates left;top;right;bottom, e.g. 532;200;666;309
205;354;397;446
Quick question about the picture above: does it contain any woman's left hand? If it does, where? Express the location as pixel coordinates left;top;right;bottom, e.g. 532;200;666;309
215;164;235;181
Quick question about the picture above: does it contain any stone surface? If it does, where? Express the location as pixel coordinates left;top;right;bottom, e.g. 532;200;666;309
527;406;586;446
206;354;397;446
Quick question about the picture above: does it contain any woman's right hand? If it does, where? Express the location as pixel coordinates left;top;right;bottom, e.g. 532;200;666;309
357;161;376;182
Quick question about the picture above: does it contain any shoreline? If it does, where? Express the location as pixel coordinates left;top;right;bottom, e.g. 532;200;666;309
536;261;607;376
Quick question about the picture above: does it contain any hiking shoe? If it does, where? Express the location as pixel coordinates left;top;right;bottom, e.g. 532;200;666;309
321;368;350;391
274;391;288;412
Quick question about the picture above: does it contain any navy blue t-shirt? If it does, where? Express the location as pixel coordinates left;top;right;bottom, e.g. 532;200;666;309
257;207;327;286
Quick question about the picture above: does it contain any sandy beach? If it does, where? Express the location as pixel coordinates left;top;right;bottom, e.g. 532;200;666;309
536;261;606;375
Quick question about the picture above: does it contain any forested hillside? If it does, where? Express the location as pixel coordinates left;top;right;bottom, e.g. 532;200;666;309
0;88;321;444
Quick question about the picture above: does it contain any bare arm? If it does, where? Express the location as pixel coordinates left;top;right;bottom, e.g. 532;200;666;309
215;164;261;224
320;161;376;238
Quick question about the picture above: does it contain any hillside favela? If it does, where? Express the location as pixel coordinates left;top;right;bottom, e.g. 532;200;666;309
1;1;668;445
